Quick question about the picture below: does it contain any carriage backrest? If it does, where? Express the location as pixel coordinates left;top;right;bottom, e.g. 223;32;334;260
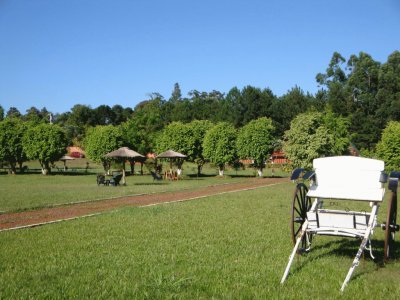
307;156;385;202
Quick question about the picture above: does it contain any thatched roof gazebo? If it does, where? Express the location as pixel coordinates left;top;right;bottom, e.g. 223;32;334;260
156;150;187;159
156;150;187;176
59;155;75;171
105;147;145;184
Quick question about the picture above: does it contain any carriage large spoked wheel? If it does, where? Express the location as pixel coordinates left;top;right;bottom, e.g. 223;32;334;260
384;191;398;261
291;183;312;252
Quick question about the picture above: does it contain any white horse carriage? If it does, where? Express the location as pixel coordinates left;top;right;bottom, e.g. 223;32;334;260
281;156;399;291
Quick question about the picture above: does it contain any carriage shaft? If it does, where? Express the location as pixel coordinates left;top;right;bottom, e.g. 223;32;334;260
281;199;319;284
340;203;379;292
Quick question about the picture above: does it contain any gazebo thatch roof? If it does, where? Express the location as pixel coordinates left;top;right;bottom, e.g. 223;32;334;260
105;147;145;158
156;150;186;159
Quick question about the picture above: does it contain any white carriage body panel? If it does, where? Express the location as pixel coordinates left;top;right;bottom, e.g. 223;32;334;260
307;156;385;202
307;209;369;230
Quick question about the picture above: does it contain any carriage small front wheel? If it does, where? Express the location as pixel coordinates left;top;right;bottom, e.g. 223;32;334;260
291;182;312;252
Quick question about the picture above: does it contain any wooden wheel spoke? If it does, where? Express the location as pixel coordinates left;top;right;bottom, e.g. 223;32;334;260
294;207;301;216
294;225;302;237
296;194;303;211
291;183;309;249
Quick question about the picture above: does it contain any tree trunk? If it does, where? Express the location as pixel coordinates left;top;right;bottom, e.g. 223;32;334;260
130;161;135;175
41;162;51;175
18;162;24;173
257;168;263;177
9;163;17;175
218;165;224;176
103;161;110;175
197;164;202;177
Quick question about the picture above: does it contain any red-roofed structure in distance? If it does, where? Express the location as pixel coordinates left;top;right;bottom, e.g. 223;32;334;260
270;150;288;164
67;146;85;158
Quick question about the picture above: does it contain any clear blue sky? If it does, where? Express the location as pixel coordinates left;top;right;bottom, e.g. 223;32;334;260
1;0;399;114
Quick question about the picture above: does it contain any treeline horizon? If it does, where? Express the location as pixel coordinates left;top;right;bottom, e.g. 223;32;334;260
1;50;399;153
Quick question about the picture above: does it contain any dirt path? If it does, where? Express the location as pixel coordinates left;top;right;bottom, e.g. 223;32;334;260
0;177;288;231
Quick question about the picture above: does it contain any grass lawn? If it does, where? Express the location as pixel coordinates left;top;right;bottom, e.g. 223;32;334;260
0;160;287;213
0;182;399;299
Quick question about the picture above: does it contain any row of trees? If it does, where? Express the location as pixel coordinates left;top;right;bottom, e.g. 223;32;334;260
1;109;399;176
0;119;68;174
83;118;275;177
2;50;399;153
83;113;351;177
1;50;399;173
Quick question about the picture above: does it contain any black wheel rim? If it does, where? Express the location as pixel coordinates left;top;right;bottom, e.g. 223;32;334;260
291;183;311;250
384;191;397;261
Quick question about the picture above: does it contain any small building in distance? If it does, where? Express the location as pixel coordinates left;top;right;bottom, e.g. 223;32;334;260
67;146;85;158
270;150;288;164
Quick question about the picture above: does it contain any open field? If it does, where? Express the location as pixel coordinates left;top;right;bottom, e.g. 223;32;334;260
0;182;399;299
0;160;287;213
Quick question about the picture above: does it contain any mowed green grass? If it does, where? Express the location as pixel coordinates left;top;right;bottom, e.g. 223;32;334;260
0;173;244;212
1;182;399;299
0;161;286;213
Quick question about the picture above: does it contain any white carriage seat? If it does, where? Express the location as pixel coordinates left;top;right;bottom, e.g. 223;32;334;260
307;156;385;202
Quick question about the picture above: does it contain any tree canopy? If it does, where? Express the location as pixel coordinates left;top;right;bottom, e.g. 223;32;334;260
236;117;275;176
376;121;400;171
283;111;349;169
203;122;237;176
22;123;68;175
84;125;124;172
0;119;27;174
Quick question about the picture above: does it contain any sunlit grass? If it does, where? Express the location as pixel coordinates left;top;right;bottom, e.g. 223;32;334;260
0;183;399;298
0;161;288;212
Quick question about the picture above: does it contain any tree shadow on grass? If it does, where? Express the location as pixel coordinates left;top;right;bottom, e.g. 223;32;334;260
186;174;216;178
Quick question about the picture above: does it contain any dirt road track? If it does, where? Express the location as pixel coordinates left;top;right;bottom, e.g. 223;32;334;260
0;177;288;231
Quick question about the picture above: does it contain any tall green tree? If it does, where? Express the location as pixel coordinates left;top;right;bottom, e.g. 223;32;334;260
6;107;22;119
121;119;146;155
283;111;349;169
24;107;42;123
67;104;96;127
0;105;4;121
84;125;124;173
120;119;146;175
94;105;114;125
155;122;190;174
190;90;225;122
111;105;133;125
0;119;28;174
376;51;400;124
236;117;275;177
170;83;182;102
272;86;312;136
187;120;214;176
203;122;237;176
376;121;400;171
316;52;351;116
347;52;382;149
132;96;166;152
22;123;68;175
224;87;242;126
239;86;275;126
